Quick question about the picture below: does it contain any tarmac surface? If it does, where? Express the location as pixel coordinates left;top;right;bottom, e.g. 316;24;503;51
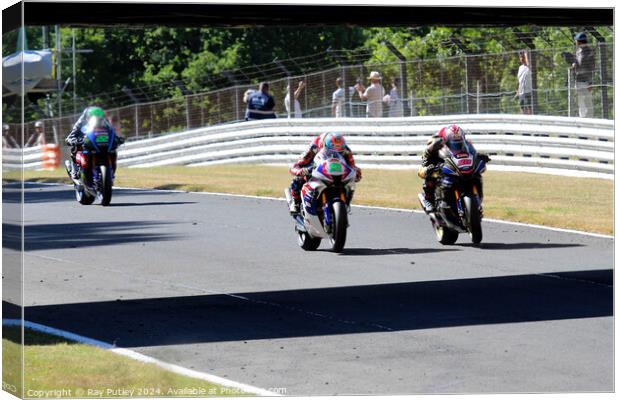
4;183;614;394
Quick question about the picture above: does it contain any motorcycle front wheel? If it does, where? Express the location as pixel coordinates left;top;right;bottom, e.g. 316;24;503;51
329;201;348;252
100;165;113;206
463;195;482;244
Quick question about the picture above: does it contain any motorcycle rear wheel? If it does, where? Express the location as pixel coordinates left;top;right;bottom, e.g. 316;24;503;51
76;185;95;205
298;231;321;251
435;225;459;245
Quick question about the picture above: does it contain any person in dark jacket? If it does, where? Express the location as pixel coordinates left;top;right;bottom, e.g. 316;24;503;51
245;82;276;121
571;32;596;118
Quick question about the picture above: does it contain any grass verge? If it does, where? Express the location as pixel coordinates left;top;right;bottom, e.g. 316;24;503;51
2;326;248;397
5;164;613;235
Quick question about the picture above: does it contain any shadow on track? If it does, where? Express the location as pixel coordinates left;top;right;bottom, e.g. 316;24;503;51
13;269;612;348
109;201;196;207
3;221;181;251
461;242;585;250
332;247;461;256
16;182;192;204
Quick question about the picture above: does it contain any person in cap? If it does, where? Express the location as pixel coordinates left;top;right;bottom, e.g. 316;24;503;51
354;71;385;118
34;121;46;145
569;32;596;118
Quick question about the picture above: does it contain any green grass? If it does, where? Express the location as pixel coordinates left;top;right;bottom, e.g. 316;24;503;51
4;164;613;234
2;327;249;398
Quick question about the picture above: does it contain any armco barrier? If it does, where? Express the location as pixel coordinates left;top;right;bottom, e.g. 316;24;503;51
3;115;614;179
117;114;613;178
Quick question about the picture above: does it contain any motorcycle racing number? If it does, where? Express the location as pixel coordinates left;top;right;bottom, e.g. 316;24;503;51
95;134;109;143
328;161;343;174
457;158;472;167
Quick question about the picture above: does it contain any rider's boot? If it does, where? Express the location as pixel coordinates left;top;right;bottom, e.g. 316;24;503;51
421;186;436;213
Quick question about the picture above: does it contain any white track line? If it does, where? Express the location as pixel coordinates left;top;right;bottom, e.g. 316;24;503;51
3;319;280;397
24;181;613;239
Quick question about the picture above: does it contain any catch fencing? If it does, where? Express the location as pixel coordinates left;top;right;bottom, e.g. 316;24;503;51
4;43;613;147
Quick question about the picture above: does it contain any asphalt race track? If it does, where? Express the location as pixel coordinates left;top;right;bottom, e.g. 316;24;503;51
4;183;613;394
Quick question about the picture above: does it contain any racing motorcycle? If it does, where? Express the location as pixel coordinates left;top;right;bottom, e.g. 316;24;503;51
65;117;121;206
284;150;357;252
418;143;487;245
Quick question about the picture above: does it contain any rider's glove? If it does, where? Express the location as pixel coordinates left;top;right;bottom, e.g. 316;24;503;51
303;167;313;177
478;154;491;163
355;168;362;182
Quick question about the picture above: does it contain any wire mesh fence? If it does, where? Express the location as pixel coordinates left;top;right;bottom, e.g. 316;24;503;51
3;43;613;148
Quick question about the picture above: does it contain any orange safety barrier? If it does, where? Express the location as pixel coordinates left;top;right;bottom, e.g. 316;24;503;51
40;144;61;170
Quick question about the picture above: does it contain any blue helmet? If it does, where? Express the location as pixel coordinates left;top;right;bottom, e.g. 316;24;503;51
574;32;588;43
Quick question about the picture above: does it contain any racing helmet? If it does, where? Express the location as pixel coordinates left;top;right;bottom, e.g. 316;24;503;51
323;132;346;153
441;124;467;153
87;106;106;118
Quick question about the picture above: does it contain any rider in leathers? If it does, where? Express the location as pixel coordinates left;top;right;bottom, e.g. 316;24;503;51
65;106;124;179
288;132;362;215
418;124;489;213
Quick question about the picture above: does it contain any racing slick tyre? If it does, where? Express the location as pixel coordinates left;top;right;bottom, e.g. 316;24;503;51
330;201;348;252
463;195;482;244
76;185;95;205
100;165;113;206
298;232;321;251
435;225;459;245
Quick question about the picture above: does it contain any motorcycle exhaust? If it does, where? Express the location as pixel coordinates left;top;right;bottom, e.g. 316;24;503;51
284;187;295;208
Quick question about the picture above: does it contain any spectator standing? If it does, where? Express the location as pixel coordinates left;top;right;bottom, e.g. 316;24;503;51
572;32;595;118
331;77;345;118
245;82;276;121
34;121;46;145
355;71;385;118
515;50;533;115
284;80;305;118
384;77;404;117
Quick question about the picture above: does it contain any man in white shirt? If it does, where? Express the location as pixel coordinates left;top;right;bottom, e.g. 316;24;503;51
331;77;345;117
355;71;385;118
284;80;305;118
515;50;533;115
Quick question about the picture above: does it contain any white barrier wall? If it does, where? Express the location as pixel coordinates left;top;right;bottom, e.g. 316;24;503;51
3;115;614;179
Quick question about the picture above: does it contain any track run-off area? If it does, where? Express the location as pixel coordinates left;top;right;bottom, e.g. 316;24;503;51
3;182;613;394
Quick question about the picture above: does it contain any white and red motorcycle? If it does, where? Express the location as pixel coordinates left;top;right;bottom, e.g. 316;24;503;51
285;149;357;252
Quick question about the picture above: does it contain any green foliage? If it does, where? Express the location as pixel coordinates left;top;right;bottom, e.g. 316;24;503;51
3;24;613;122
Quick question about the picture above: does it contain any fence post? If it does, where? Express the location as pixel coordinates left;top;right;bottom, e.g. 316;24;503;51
342;66;348;117
476;80;481;114
134;104;139;138
567;68;572;117
234;87;240;121
410;89;416;117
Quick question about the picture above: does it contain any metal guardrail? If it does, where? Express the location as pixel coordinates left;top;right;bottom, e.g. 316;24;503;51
3;115;613;179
